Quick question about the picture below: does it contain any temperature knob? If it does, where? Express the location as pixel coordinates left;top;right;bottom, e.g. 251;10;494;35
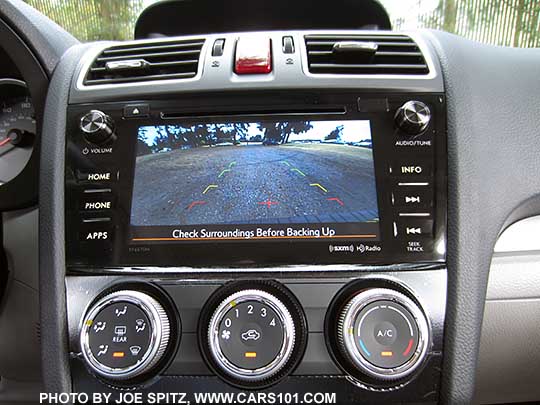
202;283;307;388
337;288;429;381
79;290;171;381
80;110;116;145
394;100;431;135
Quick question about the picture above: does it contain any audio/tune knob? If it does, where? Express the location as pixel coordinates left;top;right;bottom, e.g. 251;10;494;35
80;110;116;145
79;290;171;381
394;100;431;135
337;288;429;381
205;288;299;385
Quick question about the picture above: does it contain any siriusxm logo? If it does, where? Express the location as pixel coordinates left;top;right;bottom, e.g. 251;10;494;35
329;244;354;253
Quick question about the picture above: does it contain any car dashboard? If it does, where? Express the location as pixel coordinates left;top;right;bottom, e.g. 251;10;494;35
1;0;540;404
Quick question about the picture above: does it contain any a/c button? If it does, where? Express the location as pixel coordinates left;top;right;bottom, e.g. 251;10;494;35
373;321;398;345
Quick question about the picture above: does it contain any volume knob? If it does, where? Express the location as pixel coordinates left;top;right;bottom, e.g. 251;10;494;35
394;101;431;135
80;110;116;145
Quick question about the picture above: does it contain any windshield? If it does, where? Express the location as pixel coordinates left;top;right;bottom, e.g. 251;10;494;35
24;0;540;47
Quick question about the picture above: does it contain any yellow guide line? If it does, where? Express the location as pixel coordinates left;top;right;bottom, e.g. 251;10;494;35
310;183;328;193
203;185;218;194
218;169;231;178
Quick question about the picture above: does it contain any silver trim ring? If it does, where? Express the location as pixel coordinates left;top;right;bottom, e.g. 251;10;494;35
338;288;430;381
401;100;431;126
79;290;170;380
208;289;295;381
80;110;107;134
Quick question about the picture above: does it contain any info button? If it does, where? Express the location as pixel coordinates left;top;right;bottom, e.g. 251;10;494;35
391;161;432;177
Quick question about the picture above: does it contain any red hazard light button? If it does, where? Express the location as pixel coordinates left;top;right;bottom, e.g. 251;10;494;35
234;37;272;75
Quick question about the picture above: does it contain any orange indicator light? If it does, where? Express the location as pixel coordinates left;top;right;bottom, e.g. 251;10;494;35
244;352;257;358
381;351;393;357
113;352;125;358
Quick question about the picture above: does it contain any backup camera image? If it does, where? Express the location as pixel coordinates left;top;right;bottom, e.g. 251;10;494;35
130;119;379;241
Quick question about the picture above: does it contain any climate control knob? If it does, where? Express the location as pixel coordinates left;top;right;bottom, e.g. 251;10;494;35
80;110;116;145
204;286;304;387
337;288;429;381
394;100;431;135
79;290;171;381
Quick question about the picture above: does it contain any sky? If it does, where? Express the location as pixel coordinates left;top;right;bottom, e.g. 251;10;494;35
287;120;371;143
139;120;372;146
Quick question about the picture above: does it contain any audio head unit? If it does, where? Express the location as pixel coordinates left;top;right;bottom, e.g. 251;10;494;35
65;92;446;268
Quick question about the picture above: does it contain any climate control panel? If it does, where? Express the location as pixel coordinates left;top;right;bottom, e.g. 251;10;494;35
200;282;307;388
207;290;295;381
69;272;444;402
79;289;176;383
337;288;429;382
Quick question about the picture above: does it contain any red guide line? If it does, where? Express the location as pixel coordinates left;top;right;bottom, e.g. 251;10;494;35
187;201;206;210
258;200;278;208
327;197;344;206
403;338;414;356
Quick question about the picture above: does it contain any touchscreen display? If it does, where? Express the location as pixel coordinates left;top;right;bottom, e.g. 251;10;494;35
130;119;379;242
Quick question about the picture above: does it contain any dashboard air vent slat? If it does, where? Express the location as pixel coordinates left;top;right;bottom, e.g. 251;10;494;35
305;34;429;75
84;38;205;86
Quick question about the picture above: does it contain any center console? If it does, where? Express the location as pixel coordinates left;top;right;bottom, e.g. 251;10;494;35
63;31;446;403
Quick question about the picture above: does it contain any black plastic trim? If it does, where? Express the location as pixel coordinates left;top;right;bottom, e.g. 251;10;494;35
39;43;92;393
425;30;540;404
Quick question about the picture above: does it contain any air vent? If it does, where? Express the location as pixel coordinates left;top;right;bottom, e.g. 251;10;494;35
84;38;205;86
305;34;429;75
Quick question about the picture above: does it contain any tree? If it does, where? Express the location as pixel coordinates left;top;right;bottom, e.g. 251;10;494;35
325;125;344;142
388;0;540;48
424;0;538;47
136;126;152;156
441;0;458;33
258;121;313;144
25;0;145;41
152;126;175;151
136;139;152;156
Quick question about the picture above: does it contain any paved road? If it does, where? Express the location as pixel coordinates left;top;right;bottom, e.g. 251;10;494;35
131;143;378;226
